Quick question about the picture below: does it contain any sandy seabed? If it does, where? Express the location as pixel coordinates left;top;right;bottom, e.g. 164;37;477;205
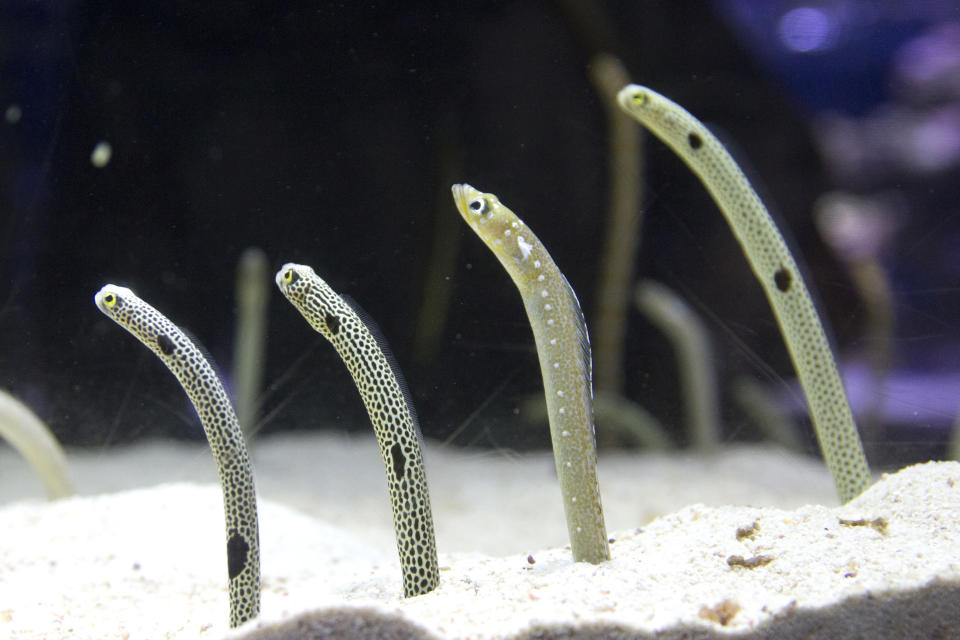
1;432;958;639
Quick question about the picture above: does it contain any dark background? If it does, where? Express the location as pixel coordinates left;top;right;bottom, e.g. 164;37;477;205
2;1;958;469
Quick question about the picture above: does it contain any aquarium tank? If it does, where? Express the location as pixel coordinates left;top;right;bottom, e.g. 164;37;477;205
1;1;959;637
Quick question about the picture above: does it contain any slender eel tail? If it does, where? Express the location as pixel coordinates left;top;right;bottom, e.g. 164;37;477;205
94;285;261;627
275;264;440;596
617;84;871;503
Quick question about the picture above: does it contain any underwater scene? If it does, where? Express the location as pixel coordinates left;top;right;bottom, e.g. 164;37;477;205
1;2;959;638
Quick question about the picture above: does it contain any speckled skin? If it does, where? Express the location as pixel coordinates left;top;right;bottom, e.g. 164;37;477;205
617;85;871;503
275;264;440;597
452;184;610;564
94;285;260;627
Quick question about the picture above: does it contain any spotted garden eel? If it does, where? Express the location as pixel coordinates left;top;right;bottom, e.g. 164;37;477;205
617;84;871;503
452;183;610;564
275;263;439;597
94;285;260;627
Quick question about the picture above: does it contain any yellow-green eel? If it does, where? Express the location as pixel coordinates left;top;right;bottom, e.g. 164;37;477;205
452;184;610;564
275;263;440;597
94;285;260;627
617;84;871;503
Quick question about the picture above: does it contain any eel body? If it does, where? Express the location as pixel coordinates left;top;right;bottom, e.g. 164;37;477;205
275;263;440;597
634;280;719;452
451;183;610;564
94;285;260;627
233;247;270;438
617;84;871;502
0;388;74;499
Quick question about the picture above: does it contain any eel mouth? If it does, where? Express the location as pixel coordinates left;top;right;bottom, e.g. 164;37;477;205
616;83;647;112
450;183;481;219
94;284;135;313
275;262;297;289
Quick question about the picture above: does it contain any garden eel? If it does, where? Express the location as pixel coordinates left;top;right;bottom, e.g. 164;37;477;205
0;388;74;499
274;263;440;597
587;52;643;397
634;280;720;452
452;183;610;564
617;84;871;503
94;285;260;627
234;247;270;439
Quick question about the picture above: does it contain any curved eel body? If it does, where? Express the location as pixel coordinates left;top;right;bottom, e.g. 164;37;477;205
94;285;260;627
617;84;871;503
452;183;610;564
0;388;74;499
275;263;439;597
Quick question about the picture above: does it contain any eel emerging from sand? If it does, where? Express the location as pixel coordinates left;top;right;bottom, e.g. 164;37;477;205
94;285;260;627
275;263;440;597
451;183;609;564
616;84;871;503
0;388;74;499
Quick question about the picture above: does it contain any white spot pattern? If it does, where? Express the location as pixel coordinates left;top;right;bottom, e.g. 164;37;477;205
274;264;440;596
517;235;534;260
94;285;260;628
451;183;610;564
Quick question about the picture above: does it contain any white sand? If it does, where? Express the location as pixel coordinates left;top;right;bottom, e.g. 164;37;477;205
0;433;957;638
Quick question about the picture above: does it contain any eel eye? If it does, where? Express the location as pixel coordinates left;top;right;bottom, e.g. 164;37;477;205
283;269;299;285
104;293;118;308
468;198;487;215
632;92;648;107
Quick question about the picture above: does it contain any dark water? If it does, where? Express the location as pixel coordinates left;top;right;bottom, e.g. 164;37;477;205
1;1;958;471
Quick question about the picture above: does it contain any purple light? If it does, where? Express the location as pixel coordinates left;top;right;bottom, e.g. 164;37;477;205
779;7;833;53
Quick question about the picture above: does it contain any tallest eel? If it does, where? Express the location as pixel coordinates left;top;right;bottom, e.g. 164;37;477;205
617;84;871;503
